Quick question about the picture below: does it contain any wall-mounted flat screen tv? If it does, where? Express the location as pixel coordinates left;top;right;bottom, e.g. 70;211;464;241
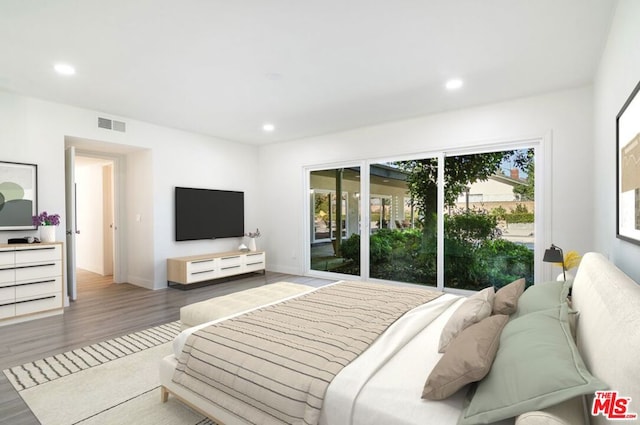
175;187;244;241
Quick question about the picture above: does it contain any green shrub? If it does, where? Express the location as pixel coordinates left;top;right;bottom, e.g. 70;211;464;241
505;213;534;223
490;206;507;221
445;211;499;243
335;213;533;290
476;239;534;288
340;233;360;263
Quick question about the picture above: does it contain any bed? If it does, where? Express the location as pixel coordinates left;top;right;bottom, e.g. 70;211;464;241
159;252;640;425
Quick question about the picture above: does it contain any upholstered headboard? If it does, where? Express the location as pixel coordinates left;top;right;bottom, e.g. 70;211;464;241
572;252;640;425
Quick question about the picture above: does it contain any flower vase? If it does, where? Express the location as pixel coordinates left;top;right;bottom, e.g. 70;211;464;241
248;237;257;252
40;225;56;243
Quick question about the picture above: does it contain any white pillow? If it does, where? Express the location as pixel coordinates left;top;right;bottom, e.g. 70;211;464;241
438;286;495;353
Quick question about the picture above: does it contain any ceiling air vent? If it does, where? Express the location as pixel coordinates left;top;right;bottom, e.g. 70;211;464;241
98;117;112;130
97;117;127;132
112;120;126;132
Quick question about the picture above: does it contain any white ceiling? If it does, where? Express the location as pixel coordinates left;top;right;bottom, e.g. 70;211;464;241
0;1;616;145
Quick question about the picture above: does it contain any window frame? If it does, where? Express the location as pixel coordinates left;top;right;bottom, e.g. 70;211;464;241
303;134;552;289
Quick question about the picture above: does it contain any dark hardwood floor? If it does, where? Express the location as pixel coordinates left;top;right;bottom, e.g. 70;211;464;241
0;269;335;425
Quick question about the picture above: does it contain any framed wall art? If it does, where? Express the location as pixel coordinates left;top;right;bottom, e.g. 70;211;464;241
617;79;640;245
0;161;38;231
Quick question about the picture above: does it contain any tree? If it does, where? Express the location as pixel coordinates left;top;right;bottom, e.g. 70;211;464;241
395;149;534;240
512;149;535;201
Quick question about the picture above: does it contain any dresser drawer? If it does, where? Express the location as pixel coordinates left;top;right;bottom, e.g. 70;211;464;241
15;276;62;299
218;263;243;277
0;250;14;267
219;255;242;268
245;252;265;263
245;261;265;273
15;245;61;264
0;267;15;285
186;269;217;283
15;261;61;281
187;258;216;274
0;285;15;302
15;292;63;315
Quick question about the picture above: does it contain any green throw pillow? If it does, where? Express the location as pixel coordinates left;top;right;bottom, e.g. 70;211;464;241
458;303;607;425
511;281;570;319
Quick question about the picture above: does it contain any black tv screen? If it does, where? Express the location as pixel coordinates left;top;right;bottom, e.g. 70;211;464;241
175;187;244;241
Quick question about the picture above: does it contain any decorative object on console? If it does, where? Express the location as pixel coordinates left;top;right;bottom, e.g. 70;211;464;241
32;211;60;243
245;227;261;252
0;161;38;231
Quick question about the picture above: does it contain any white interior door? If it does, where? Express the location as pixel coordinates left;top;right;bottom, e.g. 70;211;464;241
65;146;78;300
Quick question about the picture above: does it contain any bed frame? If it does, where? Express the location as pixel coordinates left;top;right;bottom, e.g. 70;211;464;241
160;252;640;425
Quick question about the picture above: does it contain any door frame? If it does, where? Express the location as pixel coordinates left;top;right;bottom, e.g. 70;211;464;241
65;145;126;291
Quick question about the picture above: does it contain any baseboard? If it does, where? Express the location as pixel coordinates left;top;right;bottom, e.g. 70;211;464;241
127;274;154;289
266;264;302;275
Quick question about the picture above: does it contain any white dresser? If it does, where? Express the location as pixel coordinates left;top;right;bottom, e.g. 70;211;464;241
0;242;64;324
167;250;266;286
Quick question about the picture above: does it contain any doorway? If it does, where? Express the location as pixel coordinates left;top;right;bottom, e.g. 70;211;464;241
64;136;129;301
75;156;115;284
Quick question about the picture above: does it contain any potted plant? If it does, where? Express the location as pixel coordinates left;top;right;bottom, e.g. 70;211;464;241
32;211;61;242
245;228;261;252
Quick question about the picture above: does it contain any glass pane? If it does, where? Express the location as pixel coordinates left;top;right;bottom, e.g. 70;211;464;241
444;149;535;290
368;160;438;286
309;167;361;275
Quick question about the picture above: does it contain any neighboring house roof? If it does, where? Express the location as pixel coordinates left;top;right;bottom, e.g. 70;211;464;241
488;173;528;187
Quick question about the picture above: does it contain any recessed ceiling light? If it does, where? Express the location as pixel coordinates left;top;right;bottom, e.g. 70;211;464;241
445;79;463;90
263;123;275;132
54;63;76;76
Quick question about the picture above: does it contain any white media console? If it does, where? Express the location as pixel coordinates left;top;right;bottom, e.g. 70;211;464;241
166;250;266;286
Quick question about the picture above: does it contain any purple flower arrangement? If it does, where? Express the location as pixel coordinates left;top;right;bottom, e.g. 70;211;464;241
32;211;61;227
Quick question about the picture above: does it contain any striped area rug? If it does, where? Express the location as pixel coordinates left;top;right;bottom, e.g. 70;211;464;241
4;321;182;391
3;321;219;425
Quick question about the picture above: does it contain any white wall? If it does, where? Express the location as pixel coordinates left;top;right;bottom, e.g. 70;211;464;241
593;0;640;282
0;90;260;290
0;71;607;288
259;87;595;276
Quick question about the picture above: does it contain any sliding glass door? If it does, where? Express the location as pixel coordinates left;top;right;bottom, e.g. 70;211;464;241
368;159;438;286
306;143;539;290
443;148;535;290
309;167;361;276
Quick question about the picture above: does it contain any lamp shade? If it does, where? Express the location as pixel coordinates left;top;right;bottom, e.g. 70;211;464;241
543;244;566;281
543;245;564;263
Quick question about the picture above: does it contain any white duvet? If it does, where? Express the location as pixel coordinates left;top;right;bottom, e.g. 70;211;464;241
320;293;468;425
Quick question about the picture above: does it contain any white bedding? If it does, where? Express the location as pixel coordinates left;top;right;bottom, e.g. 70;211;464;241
320;293;466;425
172;283;332;356
162;288;513;425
